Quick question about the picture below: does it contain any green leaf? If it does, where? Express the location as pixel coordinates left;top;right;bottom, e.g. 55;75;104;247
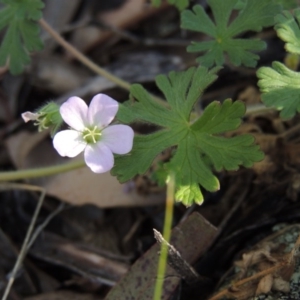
0;0;44;74
112;67;264;206
275;8;300;55
276;0;299;10
234;0;297;10
181;0;281;67
151;0;189;11
257;61;300;119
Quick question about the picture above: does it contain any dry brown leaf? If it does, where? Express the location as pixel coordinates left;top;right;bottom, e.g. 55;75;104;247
252;156;275;177
106;213;217;300
5;131;165;207
253;134;278;154
238;86;261;105
272;117;286;134
225;123;262;136
235;244;277;273
256;274;273;295
71;0;168;53
44;160;165;207
34;56;90;94
272;277;290;293
5;130;51;168
284;143;300;165
286;173;300;201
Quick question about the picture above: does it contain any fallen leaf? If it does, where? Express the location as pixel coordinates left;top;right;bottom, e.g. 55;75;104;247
70;0;168;53
5;131;165;207
105;212;217;300
272;277;290;293
238;86;261;105
256;274;273;295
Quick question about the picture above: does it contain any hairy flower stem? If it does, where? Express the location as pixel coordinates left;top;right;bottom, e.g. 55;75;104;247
153;172;175;300
39;19;167;107
0;160;85;182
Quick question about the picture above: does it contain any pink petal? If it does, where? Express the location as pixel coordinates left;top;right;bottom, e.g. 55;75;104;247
101;125;134;154
60;96;88;131
84;143;114;173
87;94;119;128
53;130;86;157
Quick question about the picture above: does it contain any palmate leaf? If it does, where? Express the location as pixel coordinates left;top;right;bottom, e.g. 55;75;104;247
181;0;281;68
257;9;300;119
236;0;298;10
112;67;263;206
275;8;300;55
0;0;44;74
257;61;300;119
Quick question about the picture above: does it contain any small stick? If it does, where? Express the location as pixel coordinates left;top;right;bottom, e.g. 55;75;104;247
0;183;45;300
154;229;200;284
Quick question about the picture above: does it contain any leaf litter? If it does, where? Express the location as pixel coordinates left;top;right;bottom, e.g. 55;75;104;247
2;1;300;300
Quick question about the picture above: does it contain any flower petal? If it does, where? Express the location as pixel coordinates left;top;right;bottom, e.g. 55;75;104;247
60;96;88;131
88;94;119;128
21;111;39;122
101;125;134;154
53;130;86;157
84;143;114;173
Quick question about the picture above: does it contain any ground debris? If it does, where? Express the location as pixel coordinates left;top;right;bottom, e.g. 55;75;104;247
210;225;300;300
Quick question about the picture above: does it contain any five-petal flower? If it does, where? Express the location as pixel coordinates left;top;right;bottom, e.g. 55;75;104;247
53;94;134;173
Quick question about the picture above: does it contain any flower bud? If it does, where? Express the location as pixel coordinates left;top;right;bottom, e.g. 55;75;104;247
22;102;63;136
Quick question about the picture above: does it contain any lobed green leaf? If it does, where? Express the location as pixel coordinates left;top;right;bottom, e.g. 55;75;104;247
275;9;300;55
113;67;263;205
257;61;300;119
0;0;44;74
191;99;245;134
181;0;281;68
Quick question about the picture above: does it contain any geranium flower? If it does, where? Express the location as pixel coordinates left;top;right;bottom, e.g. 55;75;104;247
53;94;134;173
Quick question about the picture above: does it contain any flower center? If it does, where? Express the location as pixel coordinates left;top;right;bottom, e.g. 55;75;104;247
82;126;102;144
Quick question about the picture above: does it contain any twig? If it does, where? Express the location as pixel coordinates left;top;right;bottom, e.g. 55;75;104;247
217;175;252;236
38;18;131;92
38;19;167;107
92;19;190;46
208;263;284;300
210;225;300;299
26;202;65;251
0;183;46;300
245;104;275;116
154;229;200;284
279;122;300;140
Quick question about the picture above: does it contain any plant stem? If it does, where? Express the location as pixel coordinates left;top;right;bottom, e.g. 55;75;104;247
153;172;175;300
0;160;85;182
38;19;167;106
39;19;131;91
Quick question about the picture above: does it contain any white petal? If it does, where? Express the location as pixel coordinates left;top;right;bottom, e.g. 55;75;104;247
53;130;86;157
88;94;119;128
84;143;114;173
101;125;134;154
60;96;88;131
21;111;39;123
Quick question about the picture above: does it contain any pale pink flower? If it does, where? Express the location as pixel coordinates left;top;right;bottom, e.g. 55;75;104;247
53;94;134;173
